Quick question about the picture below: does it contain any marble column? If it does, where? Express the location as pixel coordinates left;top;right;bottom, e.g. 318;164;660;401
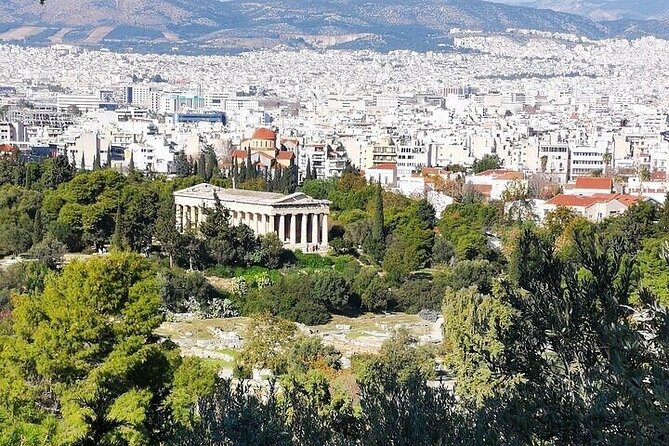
279;214;286;241
269;215;276;237
176;205;183;231
311;213;319;245
199;206;207;224
191;206;197;228
289;214;297;245
184;206;191;228
301;213;308;246
255;213;262;235
322;214;329;246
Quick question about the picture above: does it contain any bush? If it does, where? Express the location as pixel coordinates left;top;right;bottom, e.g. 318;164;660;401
432;236;455;266
446;259;497;294
312;270;351;312
294;251;335;269
394;279;443;313
159;269;230;316
287;298;331;325
260;233;285;269
361;277;395;312
205;265;235;278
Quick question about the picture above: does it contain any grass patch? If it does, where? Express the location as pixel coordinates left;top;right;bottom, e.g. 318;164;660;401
294;251;335;269
201;357;235;370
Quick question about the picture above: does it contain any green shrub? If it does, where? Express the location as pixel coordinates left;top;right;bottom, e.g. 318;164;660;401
294;251;334;269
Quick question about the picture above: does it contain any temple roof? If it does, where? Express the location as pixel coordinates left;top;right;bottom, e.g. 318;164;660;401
174;183;329;208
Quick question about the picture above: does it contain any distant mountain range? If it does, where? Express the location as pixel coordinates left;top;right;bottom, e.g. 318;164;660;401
0;0;668;53
504;0;669;21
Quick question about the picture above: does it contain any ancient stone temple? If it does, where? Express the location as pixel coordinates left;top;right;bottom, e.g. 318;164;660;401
173;183;330;250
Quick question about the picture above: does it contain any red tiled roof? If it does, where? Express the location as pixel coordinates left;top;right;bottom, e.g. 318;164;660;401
547;194;600;207
496;171;523;180
651;170;667;181
614;194;645;206
471;184;492;196
276;151;294;160
476;169;513;177
251;128;276;141
548;193;643;208
422;167;441;175
0;143;15;153
232;149;248;159
369;163;397;170
574;177;613;190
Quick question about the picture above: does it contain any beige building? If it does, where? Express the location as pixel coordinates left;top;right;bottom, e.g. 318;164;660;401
174;183;330;250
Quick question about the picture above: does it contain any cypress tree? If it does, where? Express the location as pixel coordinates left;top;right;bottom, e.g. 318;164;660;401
311;164;317;180
93;153;101;170
364;180;386;262
288;163;298;193
198;152;206;180
80;152;86;171
112;203;124;250
246;150;254;179
32;208;43;245
128;151;135;172
24;165;31;189
305;158;312;181
373;180;385;241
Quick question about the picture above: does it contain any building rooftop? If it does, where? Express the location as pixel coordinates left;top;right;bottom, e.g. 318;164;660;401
369;163;396;170
174;183;329;207
251;128;276;141
574;177;613;190
547;193;644;208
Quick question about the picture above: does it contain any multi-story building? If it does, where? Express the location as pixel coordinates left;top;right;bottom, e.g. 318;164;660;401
538;142;570;183
570;146;606;180
365;136;396;168
396;137;432;178
56;94;101;113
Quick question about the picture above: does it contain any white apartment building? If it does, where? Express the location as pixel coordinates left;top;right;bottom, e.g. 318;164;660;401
56;94;101;113
65;131;112;170
224;97;260;112
396;138;432;178
570;146;606;180
539;142;570;183
131;85;154;109
126;135;175;173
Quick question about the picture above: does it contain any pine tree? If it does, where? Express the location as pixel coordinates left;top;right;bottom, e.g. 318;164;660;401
32;208;44;245
112;203;124;250
174;151;190;177
154;194;179;268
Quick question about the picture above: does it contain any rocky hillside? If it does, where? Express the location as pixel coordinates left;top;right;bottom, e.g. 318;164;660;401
0;0;665;52
521;0;669;21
